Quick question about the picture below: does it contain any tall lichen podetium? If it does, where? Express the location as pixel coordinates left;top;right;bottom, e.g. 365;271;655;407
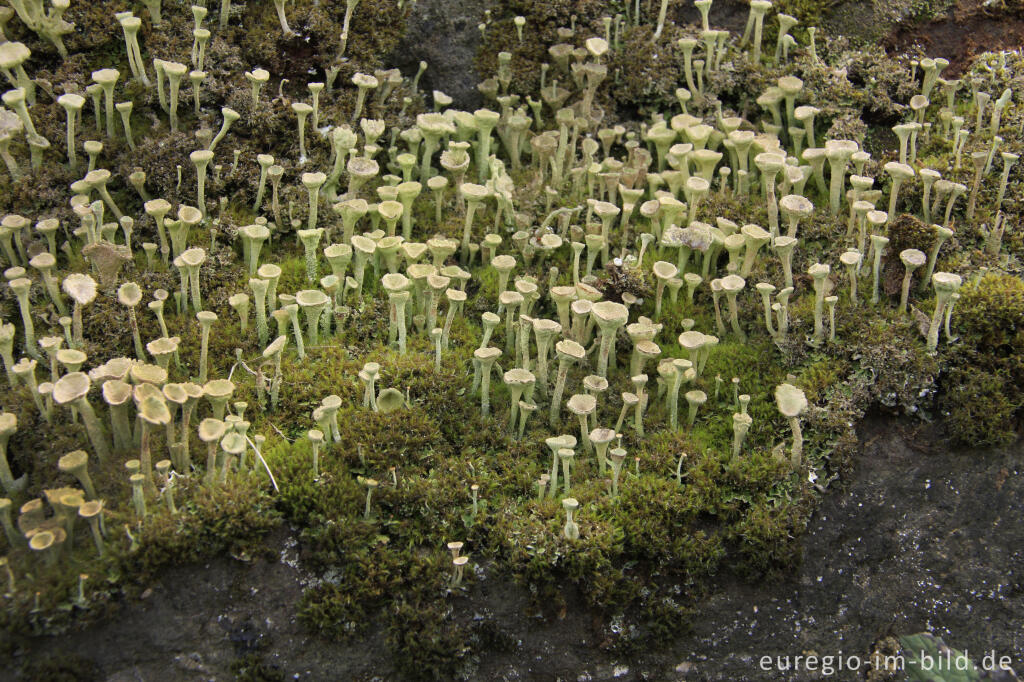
338;0;361;57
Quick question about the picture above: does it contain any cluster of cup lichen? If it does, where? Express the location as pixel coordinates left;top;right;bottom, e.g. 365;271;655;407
0;0;1021;677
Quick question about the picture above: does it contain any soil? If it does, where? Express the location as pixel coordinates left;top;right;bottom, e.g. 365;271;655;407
9;416;1022;681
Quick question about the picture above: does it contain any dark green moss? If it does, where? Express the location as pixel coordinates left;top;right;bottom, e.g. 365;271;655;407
15;653;103;682
939;366;1019;448
956;273;1024;369
888;213;935;259
386;596;474;680
595;259;652;303
936;273;1024;446
230;654;286;682
115;475;281;575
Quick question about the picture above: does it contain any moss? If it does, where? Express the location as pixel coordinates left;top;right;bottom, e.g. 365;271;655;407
840;307;941;413
773;0;833;32
297;543;445;637
795;355;851;404
727;495;809;578
475;0;607;97
475;1;691;119
903;0;958;24
936;273;1024;445
939;366;1020;448
825;38;916;126
230;654;286;682
116;475;282;578
600;474;708;561
595;259;652;303
1;384;93;496
955;273;1024;369
606;23;688;117
0;472;279;642
882;213;935;296
237;0;410;80
15;653;103;682
386;596;474;680
888;213;934;257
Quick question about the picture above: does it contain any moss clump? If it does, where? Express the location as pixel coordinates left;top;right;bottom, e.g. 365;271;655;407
474;0;607;98
605;23;688;117
596;261;651;304
955;273;1024;369
939;366;1020;448
825;38;917;126
887;214;934;259
795;356;851;404
882;213;935;296
230;654;286;682
939;273;1024;446
237;0;409;79
117;475;281;578
728;495;809;577
386;598;475;679
841;308;941;413
15;653;103;681
773;0;832;33
0;474;279;646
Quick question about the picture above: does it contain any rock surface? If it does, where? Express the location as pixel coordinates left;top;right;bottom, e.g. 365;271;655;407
389;0;490;109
